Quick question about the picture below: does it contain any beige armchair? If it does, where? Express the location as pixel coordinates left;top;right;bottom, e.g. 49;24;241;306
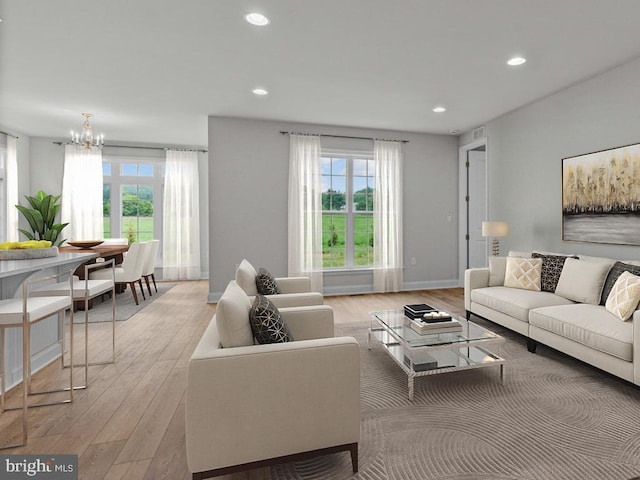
235;259;323;308
186;281;360;479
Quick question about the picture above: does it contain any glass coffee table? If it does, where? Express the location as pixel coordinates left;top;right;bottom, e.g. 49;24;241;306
369;309;505;400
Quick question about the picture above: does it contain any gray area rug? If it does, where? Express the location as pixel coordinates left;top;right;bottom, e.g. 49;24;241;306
270;320;640;480
71;282;175;322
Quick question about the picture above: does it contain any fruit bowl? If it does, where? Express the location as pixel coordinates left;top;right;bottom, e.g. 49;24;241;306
67;240;104;249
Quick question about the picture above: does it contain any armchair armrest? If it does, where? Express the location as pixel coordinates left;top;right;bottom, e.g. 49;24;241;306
248;292;323;308
464;268;490;311
280;305;334;340
186;337;360;474
276;276;312;293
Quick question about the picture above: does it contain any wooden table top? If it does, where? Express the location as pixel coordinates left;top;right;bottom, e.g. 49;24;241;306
59;244;130;257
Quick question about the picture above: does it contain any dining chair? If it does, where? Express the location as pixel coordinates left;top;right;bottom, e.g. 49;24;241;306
31;260;116;389
90;241;150;305
141;239;160;296
0;269;75;449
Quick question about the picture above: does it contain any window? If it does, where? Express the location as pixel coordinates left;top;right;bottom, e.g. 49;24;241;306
102;156;164;243
0;137;6;241
321;152;374;269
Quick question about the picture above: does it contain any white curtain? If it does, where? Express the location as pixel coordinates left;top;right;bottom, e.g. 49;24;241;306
373;140;403;292
288;134;323;292
61;145;104;241
6;136;19;241
163;149;200;279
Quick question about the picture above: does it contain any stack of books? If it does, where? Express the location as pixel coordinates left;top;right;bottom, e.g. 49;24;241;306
408;314;463;335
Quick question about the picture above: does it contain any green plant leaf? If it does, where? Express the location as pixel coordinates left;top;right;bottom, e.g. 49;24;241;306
16;205;44;234
18;229;35;240
25;194;41;211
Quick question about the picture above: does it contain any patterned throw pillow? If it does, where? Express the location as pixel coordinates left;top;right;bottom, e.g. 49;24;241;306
531;253;578;293
599;261;640;305
249;295;292;344
255;267;282;295
605;271;640;321
503;257;542;291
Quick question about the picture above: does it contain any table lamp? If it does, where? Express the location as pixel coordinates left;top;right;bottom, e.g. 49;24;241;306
482;221;509;256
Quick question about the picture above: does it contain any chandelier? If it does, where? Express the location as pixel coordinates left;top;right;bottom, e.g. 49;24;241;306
70;113;104;149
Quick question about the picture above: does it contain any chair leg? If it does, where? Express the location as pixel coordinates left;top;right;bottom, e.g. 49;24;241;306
144;275;153;296
129;282;140;305
138;280;146;300
151;273;157;293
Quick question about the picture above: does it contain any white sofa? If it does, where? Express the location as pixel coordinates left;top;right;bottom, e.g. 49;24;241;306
465;251;640;387
186;281;360;479
235;259;324;308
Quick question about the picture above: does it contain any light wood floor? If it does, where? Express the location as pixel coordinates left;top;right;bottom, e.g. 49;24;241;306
1;281;464;479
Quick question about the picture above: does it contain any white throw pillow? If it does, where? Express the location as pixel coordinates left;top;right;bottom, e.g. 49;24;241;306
503;257;542;291
216;281;254;348
488;256;507;287
605;271;640;321
554;258;611;305
235;258;258;296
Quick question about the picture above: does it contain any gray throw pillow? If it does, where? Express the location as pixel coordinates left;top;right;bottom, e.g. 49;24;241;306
255;267;282;295
249;295;292;344
600;261;640;305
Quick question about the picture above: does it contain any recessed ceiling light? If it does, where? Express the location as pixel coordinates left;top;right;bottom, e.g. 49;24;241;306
252;88;268;96
433;106;446;113
507;56;526;66
245;13;269;26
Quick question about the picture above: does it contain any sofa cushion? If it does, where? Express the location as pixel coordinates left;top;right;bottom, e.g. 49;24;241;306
488;256;507;287
256;267;282;295
471;286;574;323
249;295;292;344
504;257;542;291
599;261;640;305
554;258;610;305
216;281;254;348
605;271;640;321
529;304;633;361
236;259;258;296
531;252;577;293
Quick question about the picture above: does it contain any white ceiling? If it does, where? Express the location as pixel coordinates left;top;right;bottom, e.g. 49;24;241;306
2;0;640;147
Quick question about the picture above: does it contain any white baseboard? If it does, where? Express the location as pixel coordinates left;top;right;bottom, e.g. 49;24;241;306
209;279;461;302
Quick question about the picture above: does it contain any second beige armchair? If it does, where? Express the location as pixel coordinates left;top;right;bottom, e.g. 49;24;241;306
235;259;323;308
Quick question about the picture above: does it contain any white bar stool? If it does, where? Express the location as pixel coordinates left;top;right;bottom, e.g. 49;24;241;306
31;259;116;390
0;269;75;449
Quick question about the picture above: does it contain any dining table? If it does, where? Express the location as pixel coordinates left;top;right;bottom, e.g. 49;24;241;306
58;244;130;270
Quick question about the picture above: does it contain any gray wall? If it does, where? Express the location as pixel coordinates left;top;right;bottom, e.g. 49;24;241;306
482;56;640;261
208;116;459;301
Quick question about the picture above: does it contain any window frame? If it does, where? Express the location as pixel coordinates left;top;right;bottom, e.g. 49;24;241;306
321;148;374;270
102;155;165;243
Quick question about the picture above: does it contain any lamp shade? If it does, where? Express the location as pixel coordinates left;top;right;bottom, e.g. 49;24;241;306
482;221;509;238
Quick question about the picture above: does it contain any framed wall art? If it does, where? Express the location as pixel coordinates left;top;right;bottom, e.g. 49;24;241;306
562;142;640;246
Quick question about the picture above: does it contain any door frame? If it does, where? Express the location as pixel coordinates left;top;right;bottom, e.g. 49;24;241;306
458;137;488;286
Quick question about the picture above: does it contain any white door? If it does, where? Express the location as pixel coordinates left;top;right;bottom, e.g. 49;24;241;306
458;139;488;286
467;150;487;268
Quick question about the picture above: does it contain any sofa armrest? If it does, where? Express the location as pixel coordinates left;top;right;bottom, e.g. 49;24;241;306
248;292;323;308
280;305;334;340
276;276;312;293
464;268;490;311
186;337;360;474
634;311;640;386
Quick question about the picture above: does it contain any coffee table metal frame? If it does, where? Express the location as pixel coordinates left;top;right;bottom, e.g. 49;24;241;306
368;309;505;400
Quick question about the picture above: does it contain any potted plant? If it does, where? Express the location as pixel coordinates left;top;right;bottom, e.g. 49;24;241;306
16;190;69;247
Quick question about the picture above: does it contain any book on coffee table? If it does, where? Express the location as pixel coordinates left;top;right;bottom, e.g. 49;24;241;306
409;317;462;335
403;303;436;319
